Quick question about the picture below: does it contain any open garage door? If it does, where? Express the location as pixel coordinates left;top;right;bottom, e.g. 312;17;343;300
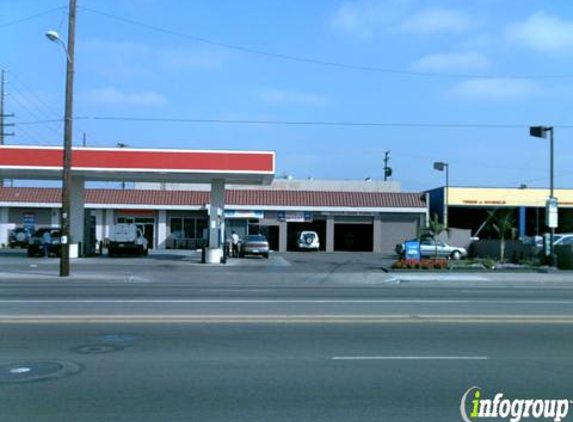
257;225;279;251
287;221;326;251
334;224;373;251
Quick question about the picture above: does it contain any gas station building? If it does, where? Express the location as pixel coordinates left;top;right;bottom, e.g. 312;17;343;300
0;146;428;256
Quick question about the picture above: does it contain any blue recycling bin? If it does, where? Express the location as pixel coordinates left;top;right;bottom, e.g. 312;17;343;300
404;240;421;261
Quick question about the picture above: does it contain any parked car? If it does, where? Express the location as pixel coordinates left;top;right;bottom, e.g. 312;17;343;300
554;233;573;247
8;228;32;248
107;223;149;257
239;234;270;259
27;228;62;257
396;238;468;260
297;231;320;251
522;233;573;249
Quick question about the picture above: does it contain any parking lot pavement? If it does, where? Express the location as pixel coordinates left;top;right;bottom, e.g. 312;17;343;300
225;255;291;267
0;249;396;284
0;248;393;267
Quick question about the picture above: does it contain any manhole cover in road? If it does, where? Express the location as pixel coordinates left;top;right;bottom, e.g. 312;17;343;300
0;360;83;384
71;344;124;354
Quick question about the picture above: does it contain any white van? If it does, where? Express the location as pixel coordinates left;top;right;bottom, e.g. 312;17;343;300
108;224;149;257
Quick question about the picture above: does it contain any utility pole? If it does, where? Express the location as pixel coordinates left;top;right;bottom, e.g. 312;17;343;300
60;0;77;277
0;69;15;145
1;69;15;187
117;143;128;189
383;150;392;181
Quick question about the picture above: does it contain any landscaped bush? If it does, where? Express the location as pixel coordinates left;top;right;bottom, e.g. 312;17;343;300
391;259;449;270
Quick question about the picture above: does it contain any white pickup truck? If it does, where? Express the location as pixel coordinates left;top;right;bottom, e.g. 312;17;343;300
107;224;149;257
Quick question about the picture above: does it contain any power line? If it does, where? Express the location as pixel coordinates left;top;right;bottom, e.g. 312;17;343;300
8;92;63;137
90;116;573;129
16;115;573;129
5;70;90;144
16;119;65;125
7;82;63;125
0;6;65;28
12;124;55;146
81;6;573;80
7;71;63;118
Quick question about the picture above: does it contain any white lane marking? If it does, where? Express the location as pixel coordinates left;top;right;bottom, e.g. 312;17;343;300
332;356;489;360
10;367;32;374
0;299;571;304
199;289;276;292
397;275;488;281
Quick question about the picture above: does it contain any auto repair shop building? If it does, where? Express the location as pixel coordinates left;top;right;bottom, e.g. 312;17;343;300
428;186;573;238
0;179;428;254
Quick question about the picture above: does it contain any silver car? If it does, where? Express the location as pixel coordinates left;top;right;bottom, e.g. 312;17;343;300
239;235;270;259
397;239;468;260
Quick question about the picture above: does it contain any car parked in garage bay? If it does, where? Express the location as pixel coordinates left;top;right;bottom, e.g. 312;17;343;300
297;231;320;251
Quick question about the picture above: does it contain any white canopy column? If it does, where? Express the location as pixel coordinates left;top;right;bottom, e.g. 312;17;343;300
206;179;225;263
69;176;85;257
0;206;8;247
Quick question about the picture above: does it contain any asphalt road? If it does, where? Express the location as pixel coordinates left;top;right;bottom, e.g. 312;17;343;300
1;250;573;421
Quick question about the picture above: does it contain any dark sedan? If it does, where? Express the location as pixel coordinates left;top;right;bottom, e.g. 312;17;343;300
239;235;270;259
27;228;62;257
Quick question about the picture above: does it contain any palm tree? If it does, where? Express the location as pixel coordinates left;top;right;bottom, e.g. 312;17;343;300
488;210;516;263
422;214;450;259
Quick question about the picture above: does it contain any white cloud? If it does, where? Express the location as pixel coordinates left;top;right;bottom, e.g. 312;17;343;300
507;12;573;52
260;90;330;107
331;0;413;40
411;52;490;72
452;79;539;100
400;8;473;34
331;2;475;39
82;88;166;107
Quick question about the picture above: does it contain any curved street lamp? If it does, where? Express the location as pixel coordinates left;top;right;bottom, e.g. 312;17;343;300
45;30;71;63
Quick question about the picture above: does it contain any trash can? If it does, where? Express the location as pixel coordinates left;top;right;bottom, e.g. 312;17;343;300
221;245;227;264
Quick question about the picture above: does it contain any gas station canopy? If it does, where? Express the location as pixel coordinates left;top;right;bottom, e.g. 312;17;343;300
0;146;275;185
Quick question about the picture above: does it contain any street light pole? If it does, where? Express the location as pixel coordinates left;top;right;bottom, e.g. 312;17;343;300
529;125;557;266
47;0;76;277
445;164;449;228
433;161;449;227
550;127;554;200
549;127;555;263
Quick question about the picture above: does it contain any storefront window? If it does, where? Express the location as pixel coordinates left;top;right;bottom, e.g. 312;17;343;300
170;218;183;238
168;217;209;249
184;219;196;238
169;218;208;239
196;218;208;239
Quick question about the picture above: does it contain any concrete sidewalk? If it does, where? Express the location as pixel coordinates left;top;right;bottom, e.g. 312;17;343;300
0;268;571;287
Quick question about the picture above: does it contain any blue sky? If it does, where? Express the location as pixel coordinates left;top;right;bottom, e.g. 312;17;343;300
2;0;573;191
